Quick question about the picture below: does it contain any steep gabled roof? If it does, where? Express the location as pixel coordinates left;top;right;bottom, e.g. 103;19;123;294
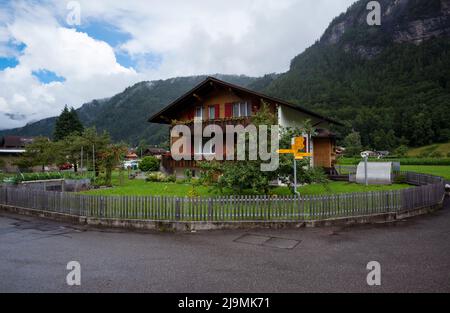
148;76;343;126
1;136;33;148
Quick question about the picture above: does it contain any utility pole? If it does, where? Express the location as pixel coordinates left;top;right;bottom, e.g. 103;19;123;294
364;155;368;186
92;144;95;177
80;146;83;175
361;152;369;186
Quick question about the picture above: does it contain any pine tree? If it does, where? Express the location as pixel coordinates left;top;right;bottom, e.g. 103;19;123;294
53;105;84;141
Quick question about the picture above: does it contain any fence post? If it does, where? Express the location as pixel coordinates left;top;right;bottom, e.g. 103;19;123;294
175;198;181;221
100;196;105;218
208;198;213;221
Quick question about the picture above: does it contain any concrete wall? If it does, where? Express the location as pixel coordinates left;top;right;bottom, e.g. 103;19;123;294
0;200;443;233
18;178;91;192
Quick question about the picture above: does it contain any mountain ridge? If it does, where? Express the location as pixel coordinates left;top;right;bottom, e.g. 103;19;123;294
0;74;259;145
1;0;449;149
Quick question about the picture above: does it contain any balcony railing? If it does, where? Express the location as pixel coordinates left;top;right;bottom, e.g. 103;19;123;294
172;117;253;130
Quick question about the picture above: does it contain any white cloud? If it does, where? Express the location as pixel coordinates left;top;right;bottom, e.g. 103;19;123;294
68;0;354;77
0;0;354;130
0;1;141;129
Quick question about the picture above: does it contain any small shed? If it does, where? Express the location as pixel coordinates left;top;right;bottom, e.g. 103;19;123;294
356;162;393;185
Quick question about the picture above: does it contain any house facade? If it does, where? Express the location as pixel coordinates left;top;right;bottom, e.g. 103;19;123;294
148;77;341;178
0;136;34;173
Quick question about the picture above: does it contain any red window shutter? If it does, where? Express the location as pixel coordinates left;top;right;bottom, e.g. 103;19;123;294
215;104;220;119
225;103;233;118
188;107;194;120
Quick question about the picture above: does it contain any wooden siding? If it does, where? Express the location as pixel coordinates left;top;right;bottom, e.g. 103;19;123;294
313;138;334;168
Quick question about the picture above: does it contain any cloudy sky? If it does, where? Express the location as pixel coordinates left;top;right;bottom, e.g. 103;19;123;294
0;0;355;130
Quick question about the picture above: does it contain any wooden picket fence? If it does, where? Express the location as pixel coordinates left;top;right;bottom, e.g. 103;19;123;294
0;172;445;222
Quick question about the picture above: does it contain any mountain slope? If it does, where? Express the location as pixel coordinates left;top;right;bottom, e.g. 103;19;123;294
263;0;450;149
0;75;258;145
1;0;449;151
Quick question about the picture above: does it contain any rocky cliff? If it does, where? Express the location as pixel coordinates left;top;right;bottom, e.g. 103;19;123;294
321;0;450;58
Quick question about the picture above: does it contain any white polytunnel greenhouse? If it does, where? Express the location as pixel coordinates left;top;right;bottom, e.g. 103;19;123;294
355;162;393;185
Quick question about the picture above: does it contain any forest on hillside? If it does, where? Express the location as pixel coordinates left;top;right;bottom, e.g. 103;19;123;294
264;38;450;150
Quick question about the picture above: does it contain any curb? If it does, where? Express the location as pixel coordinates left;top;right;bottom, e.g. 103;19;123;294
0;201;444;232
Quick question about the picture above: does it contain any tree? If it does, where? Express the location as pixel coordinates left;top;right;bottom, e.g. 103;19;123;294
344;132;363;157
137;140;148;158
22;137;57;172
54;105;84;141
216;101;278;194
394;145;409;157
138;156;160;172
277;126;311;187
55;133;85;172
78;127;110;177
98;143;128;186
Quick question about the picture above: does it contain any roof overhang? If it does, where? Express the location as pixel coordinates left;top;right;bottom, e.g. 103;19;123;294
0;149;26;154
148;76;344;126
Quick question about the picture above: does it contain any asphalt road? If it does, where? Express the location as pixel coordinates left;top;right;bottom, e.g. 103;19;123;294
1;197;449;293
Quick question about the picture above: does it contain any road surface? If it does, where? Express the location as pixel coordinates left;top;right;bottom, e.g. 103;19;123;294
0;197;449;292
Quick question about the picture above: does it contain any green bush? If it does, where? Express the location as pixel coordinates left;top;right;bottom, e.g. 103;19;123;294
164;175;176;183
146;172;166;182
394;145;409;157
17;172;64;182
300;167;329;185
138;156;160;172
9;171;90;184
92;176;107;187
447;152;450;158
183;169;193;182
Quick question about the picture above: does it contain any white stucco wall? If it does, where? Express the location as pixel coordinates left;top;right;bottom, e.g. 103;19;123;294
277;105;329;129
277;105;330;168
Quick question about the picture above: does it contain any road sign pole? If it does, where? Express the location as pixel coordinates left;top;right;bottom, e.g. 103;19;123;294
293;158;300;196
364;156;368;186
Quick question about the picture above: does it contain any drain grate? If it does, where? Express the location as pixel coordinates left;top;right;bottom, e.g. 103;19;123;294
234;233;300;249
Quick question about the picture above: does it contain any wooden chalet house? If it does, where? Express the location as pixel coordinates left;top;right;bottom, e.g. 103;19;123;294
148;77;342;178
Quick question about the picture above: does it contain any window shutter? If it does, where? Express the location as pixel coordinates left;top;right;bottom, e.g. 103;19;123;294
215;104;220;119
251;101;257;114
188;107;195;120
225;103;233;118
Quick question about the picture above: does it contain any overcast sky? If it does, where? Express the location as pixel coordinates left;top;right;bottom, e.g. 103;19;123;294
0;0;355;130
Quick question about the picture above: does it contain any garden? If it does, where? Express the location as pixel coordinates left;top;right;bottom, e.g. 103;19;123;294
78;171;410;197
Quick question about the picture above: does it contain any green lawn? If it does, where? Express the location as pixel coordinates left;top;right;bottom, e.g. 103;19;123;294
401;165;450;181
81;173;410;197
276;181;410;196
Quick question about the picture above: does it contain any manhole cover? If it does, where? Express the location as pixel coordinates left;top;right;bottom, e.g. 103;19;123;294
235;234;270;245
263;237;299;249
234;234;300;249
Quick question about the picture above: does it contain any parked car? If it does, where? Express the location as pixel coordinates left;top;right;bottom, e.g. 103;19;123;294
59;163;73;170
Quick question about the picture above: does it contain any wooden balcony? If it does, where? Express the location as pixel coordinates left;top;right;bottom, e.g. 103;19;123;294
162;155;199;172
172;117;253;131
